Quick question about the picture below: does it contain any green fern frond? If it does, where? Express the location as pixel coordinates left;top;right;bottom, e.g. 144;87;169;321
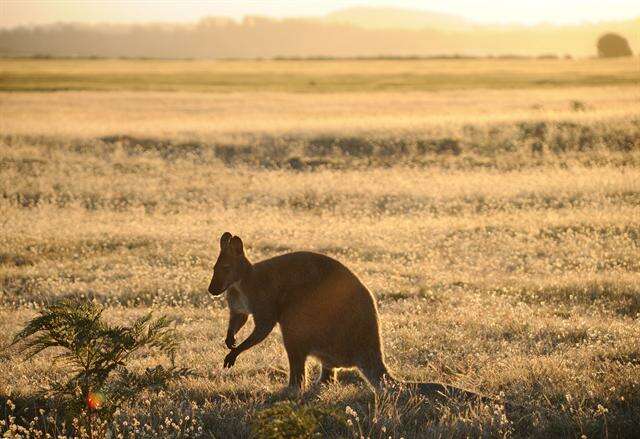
12;298;192;434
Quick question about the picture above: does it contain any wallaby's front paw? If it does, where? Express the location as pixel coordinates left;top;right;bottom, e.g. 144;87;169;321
225;336;236;349
223;350;237;368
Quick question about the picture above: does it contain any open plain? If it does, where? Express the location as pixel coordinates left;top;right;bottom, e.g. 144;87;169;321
1;58;639;437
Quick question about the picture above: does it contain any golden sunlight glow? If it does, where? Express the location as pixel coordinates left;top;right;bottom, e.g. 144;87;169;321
2;0;640;28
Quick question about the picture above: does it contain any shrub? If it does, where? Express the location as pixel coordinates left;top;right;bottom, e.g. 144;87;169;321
11;299;192;438
571;100;587;112
518;122;547;141
416;138;462;155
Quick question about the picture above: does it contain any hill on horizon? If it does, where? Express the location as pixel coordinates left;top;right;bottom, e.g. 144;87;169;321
324;6;477;31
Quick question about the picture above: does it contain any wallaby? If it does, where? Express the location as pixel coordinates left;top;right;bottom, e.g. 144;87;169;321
208;232;489;402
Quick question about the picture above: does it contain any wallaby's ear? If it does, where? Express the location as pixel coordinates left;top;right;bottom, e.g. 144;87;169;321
230;236;244;255
220;232;232;249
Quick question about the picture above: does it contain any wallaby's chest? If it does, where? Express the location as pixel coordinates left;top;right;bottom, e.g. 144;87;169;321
227;282;252;314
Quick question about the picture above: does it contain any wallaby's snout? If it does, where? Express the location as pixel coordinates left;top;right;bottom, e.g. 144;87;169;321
208;279;225;296
208;231;247;296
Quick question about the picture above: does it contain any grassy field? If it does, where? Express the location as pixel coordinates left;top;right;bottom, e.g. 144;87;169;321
1;58;640;438
1;57;639;92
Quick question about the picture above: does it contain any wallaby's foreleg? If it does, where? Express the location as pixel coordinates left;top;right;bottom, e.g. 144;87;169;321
223;318;276;368
225;312;248;349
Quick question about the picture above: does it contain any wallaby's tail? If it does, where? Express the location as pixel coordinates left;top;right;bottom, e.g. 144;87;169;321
399;381;494;404
360;357;495;404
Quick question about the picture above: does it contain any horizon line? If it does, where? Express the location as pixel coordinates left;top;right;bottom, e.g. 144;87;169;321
2;13;639;32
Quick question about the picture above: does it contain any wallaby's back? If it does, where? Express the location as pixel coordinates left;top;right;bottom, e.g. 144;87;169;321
254;251;388;381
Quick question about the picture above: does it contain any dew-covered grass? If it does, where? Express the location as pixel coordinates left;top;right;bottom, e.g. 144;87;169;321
1;72;639;437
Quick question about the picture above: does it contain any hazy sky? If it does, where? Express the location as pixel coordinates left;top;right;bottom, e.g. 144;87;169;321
2;0;640;28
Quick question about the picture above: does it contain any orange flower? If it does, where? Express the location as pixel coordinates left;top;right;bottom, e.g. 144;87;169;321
87;391;105;410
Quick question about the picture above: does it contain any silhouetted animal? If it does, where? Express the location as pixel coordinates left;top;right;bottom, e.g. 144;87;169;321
208;232;489;402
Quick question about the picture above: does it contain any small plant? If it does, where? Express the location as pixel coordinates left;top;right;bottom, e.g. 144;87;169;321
251;401;348;439
11;299;192;438
571;100;587;112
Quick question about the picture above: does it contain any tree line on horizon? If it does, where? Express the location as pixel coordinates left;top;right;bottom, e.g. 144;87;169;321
0;15;637;59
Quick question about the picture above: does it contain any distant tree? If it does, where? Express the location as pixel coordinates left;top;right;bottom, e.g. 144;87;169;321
597;33;633;58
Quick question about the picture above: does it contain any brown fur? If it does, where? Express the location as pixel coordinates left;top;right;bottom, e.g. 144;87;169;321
208;232;488;402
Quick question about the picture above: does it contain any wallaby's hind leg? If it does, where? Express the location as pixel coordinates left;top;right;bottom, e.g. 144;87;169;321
319;366;336;384
358;355;393;389
286;349;307;390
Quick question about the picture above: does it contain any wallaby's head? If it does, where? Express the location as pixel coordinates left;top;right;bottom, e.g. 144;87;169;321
208;232;247;296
